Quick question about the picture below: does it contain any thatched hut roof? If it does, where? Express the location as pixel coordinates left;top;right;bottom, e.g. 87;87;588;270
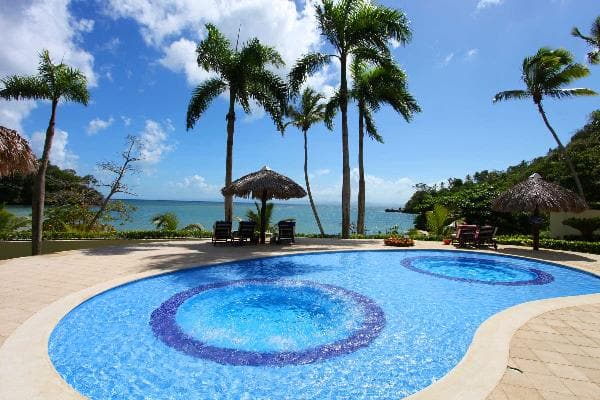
492;173;587;213
222;166;307;200
0;126;37;177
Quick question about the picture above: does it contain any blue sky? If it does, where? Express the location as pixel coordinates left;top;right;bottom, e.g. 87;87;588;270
0;0;598;206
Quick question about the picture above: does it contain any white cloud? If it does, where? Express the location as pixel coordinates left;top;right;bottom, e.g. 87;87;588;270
159;38;215;85
0;0;96;134
86;117;114;135
441;52;454;67
465;48;479;60
176;174;219;191
138;119;176;165
105;0;323;83
121;116;132;126
310;169;416;205
30;129;78;169
476;0;504;10
0;100;37;133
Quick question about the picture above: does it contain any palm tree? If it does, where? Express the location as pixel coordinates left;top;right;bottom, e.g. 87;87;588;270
285;88;328;236
151;212;179;231
0;50;89;255
187;24;287;222
289;0;411;238
493;48;596;200
349;60;420;234
572;16;600;65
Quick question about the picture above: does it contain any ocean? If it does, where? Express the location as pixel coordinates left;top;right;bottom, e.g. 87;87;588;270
6;199;416;235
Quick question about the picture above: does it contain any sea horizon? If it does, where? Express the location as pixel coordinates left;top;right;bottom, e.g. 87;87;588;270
7;199;415;235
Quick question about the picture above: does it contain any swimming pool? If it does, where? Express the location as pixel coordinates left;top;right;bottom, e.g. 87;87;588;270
48;250;600;399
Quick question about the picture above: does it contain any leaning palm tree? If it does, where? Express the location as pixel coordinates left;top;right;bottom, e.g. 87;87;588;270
572;16;600;65
289;0;411;238
285;88;329;236
349;60;420;234
187;24;287;222
493;47;596;200
0;50;89;255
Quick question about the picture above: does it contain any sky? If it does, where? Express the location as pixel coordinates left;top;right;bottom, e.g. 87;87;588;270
0;0;599;206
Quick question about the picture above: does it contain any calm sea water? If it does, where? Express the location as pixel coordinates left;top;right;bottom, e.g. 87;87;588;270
7;199;415;235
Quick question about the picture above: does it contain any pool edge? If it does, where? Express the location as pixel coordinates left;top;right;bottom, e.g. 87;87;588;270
0;247;598;399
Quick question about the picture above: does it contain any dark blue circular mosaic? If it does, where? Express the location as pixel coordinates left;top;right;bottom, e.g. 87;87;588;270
150;279;385;366
401;256;554;286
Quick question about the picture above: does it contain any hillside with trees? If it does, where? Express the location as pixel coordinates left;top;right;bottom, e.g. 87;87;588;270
404;110;600;234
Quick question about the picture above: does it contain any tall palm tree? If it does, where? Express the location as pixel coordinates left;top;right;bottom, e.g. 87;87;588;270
0;50;89;255
493;47;596;200
289;0;411;238
187;24;287;222
572;16;600;65
350;60;420;234
286;88;329;236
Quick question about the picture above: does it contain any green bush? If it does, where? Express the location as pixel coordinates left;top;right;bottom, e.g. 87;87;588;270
0;229;213;241
562;217;600;241
496;235;600;254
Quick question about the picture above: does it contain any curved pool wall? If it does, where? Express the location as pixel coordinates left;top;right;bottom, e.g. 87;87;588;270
48;250;600;399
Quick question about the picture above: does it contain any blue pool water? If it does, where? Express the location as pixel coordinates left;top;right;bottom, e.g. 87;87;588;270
48;250;600;399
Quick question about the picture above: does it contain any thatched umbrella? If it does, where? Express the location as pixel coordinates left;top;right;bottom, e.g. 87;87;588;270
492;173;587;250
222;166;307;244
0;126;37;177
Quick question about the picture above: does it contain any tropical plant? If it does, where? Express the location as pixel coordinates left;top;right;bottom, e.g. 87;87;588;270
285;87;328;236
572;16;600;65
183;223;205;231
289;0;411;238
151;212;179;231
493;47;597;200
0;204;29;233
186;24;287;222
426;204;451;237
563;217;600;241
348;60;420;234
245;202;274;234
0;50;89;255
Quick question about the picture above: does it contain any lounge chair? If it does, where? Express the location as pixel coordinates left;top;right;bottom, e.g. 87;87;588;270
475;226;498;250
276;220;296;244
233;221;257;245
451;224;477;247
211;221;232;246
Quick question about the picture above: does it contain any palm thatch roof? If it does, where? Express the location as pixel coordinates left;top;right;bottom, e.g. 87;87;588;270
222;166;307;200
492;173;587;213
0;126;37;177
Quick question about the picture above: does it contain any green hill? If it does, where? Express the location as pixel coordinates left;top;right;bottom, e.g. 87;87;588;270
404;110;600;234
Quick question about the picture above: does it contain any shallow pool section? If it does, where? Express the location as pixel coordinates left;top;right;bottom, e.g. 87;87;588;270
151;279;385;366
49;251;600;399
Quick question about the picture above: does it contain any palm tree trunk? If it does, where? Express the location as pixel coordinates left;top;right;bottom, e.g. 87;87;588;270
31;99;58;255
224;94;236;222
536;102;586;200
303;129;325;237
357;104;366;235
340;51;351;238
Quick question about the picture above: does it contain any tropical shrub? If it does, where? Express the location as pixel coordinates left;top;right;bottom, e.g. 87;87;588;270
562;217;600;241
0;205;29;232
151;213;179;231
245;202;274;233
426;204;451;237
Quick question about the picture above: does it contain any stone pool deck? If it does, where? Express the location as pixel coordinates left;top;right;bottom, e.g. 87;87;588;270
0;239;598;399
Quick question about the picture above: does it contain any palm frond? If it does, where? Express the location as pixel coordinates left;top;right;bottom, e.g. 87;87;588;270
186;78;227;129
0;75;49;101
363;108;383;143
545;88;597;100
56;66;90;105
197;23;233;75
324;90;341;130
240;39;285;69
493;90;530;103
288;53;332;95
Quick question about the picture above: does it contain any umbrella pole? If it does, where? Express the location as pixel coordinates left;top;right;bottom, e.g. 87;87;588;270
532;207;540;251
260;194;267;244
